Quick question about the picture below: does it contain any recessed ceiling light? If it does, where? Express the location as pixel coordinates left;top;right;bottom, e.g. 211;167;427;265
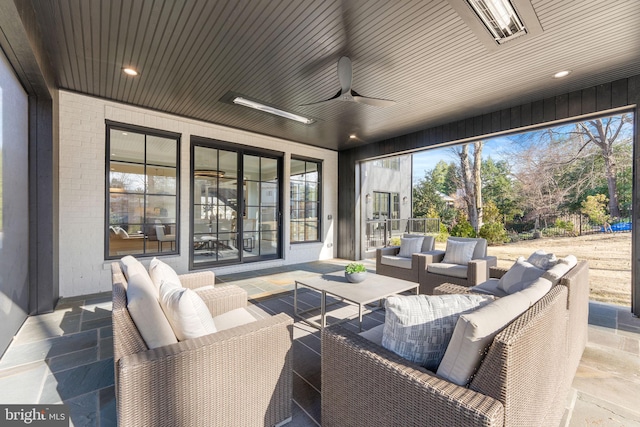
553;70;571;79
122;132;128;136
232;97;314;124
349;134;357;139
123;67;139;76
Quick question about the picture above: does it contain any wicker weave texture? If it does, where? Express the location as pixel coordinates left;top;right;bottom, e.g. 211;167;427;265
433;282;474;295
111;262;294;427
322;326;504;427
179;270;216;289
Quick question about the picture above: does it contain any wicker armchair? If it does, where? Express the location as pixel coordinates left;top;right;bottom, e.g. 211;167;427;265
111;262;293;427
419;237;497;294
376;234;436;282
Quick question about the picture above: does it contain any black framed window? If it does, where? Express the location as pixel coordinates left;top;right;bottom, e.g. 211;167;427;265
105;122;180;259
290;158;321;242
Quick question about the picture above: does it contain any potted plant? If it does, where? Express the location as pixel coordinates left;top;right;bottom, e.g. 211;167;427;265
345;262;367;283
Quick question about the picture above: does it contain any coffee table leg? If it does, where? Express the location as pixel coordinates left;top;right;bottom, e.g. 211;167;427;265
294;281;298;317
358;304;363;332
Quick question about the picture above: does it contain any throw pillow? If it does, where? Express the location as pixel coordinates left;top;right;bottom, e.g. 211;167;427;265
497;257;545;294
158;280;217;341
542;255;578;283
398;236;425;258
527;250;558;270
442;239;477;265
126;271;178;349
382;294;493;371
149;257;182;291
437;276;552;386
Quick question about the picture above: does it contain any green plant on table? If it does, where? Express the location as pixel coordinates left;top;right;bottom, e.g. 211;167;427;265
345;262;366;274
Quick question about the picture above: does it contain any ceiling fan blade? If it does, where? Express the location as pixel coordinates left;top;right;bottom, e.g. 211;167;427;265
337;56;353;95
299;89;342;106
351;90;396;107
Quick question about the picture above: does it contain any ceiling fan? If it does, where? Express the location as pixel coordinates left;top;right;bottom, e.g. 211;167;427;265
301;56;396;107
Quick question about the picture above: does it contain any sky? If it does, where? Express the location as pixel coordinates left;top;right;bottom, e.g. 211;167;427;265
411;136;510;183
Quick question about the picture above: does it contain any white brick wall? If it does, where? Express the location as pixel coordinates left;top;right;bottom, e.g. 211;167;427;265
58;91;338;297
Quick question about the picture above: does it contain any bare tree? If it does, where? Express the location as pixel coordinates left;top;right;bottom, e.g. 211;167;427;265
452;142;484;230
574;115;631;218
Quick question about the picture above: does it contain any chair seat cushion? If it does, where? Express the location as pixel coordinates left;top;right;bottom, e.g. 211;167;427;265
159;281;217;341
380;255;413;269
427;263;468;278
213;307;258;331
382;294;494;371
437;276;553;386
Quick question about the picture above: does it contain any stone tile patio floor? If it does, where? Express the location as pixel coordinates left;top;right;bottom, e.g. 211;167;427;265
0;259;638;426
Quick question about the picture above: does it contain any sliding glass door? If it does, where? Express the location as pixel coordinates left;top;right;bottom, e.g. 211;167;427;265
191;139;282;267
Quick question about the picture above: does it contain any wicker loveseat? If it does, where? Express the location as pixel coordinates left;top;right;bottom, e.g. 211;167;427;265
322;260;589;427
111;261;294;427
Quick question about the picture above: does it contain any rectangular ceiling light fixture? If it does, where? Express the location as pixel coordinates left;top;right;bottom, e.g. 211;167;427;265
232;97;314;124
467;0;526;43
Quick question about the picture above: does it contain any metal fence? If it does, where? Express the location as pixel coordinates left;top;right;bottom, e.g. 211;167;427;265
506;213;632;240
365;218;440;250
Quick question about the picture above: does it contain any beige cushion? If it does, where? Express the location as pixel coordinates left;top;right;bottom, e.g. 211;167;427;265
382;294;493;371
159;281;217;341
497;257;545;294
543;255;578;283
398;236;424;257
442;240;477;265
213;307;257;331
404;234;436;252
448;237;487;259
437;277;553;385
359;324;384;346
149;257;182;291
120;255;146;280
380;255;413;269
126;272;178;348
527;250;558;270
427;263;468;279
470;279;508;297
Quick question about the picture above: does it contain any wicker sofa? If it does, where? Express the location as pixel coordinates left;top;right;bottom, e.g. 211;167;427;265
111;261;294;427
321;260;589;427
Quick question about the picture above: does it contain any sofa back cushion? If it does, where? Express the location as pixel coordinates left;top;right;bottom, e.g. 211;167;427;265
448;237;487;259
437;276;552;386
543;255;578;283
497;257;546;294
149;257;182;291
398;236;424;258
126;271;178;349
382;294;494;371
442;239;478;265
404;234;436;252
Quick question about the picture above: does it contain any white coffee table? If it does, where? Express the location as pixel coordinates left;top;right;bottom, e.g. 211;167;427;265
294;272;419;331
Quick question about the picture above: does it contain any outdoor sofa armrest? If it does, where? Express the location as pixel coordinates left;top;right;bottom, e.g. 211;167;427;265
376;245;400;257
321;325;504;427
420;250;445;265
194;284;248;317
468;256;498;285
433;282;474;295
490;266;509;279
178;270;215;289
116;313;294;427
